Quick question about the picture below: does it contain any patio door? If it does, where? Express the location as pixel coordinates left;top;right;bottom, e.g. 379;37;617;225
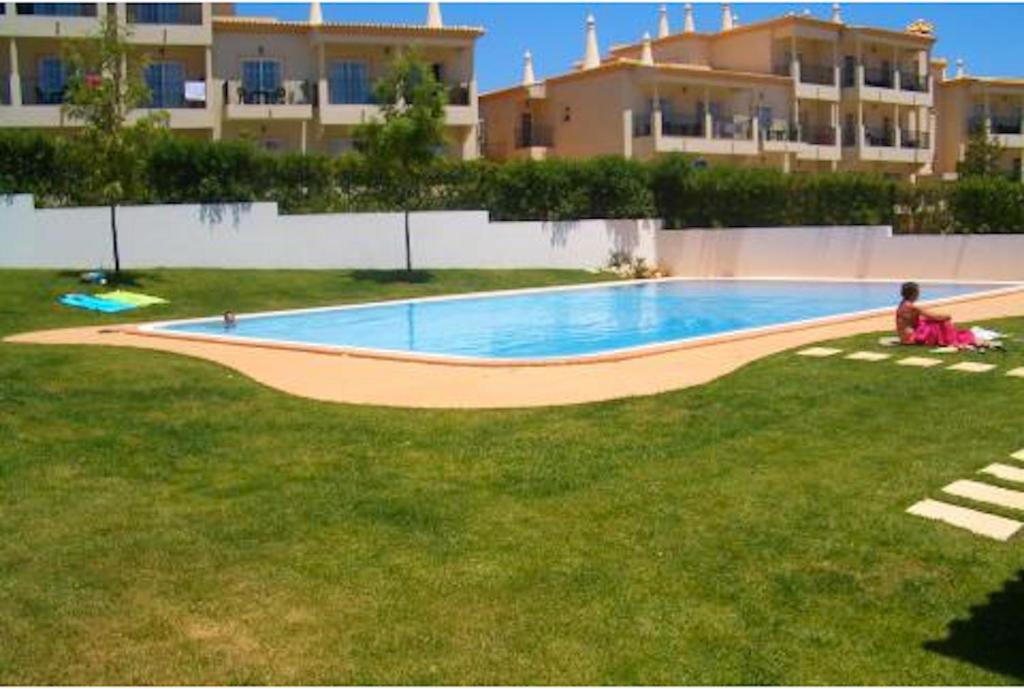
328;60;370;104
241;59;282;104
37;56;66;104
144;62;184;108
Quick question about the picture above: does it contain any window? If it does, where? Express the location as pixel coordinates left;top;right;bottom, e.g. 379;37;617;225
329;138;355;156
37;57;66;104
241;59;282;104
328;61;370;105
144;62;185;108
16;3;96;16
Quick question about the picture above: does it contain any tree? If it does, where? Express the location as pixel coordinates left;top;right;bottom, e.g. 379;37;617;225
62;13;167;277
353;49;448;272
958;127;1004;179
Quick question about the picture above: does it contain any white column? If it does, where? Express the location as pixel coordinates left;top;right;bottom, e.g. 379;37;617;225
652;85;663;145
206;45;220;140
703;86;712;138
892;46;901;91
9;38;21;107
317;43;328;109
893;104;901;147
857;100;864;148
622;108;633;158
300;120;308;154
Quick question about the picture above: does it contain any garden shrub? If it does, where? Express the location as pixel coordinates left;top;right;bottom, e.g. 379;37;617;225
1;129;1022;232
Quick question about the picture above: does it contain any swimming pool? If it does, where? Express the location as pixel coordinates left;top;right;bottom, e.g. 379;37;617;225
144;279;1014;363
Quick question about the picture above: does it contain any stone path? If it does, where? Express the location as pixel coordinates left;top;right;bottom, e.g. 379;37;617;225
795;347;1023;379
906;449;1024;542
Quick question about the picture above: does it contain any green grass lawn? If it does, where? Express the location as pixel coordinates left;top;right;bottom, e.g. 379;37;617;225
1;268;1023;684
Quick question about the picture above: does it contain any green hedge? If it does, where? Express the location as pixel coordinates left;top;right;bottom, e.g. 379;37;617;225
0;130;1021;233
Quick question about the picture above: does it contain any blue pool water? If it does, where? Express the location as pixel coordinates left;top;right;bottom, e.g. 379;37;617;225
153;280;1008;361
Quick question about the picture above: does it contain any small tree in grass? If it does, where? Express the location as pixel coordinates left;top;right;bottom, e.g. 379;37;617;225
958;128;1004;178
353;49;447;272
62;14;167;278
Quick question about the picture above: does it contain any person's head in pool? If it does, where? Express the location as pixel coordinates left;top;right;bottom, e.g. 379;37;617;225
223;310;237;329
900;281;920;303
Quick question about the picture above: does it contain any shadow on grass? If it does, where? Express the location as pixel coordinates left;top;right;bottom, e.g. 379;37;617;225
924;569;1024;681
351;270;434;285
54;270;160;288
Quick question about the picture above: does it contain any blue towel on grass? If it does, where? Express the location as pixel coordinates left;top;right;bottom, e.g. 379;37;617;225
59;293;138;313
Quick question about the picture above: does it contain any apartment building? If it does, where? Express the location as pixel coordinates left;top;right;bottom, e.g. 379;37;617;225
481;3;938;179
934;60;1024;182
0;1;483;158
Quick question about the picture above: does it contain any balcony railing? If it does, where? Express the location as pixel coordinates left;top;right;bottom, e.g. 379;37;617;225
900;130;930;150
800;63;835;86
127;3;203;25
20;78;65;105
447;83;470;106
15;3;97;16
801;125;837;146
514;124;553;148
228;80;315;106
992;117;1024;135
762;121;798;142
145;83;209;109
0;79;9;106
864;126;895;147
662;116;703;138
899;70;929;93
772;62;792;77
711;118;753;140
863;66;894;89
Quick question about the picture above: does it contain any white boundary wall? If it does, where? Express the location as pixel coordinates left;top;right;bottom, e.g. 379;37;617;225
0;195;658;270
2;195;1024;280
655;226;1024;282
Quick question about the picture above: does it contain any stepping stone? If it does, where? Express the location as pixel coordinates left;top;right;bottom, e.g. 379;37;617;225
1006;367;1024;378
797;347;842;358
947;362;997;373
907;499;1022;541
1011;449;1024;462
930;346;960;354
845;351;891;362
943;479;1024;512
980;463;1024;484
878;336;900;347
896;356;943;368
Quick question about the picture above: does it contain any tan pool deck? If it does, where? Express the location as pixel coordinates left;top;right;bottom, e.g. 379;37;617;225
6;285;1024;409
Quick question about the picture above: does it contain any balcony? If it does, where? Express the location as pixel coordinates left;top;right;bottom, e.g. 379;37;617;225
447;83;470;106
992;117;1024;135
20;78;64;105
650;114;758;157
900;130;930;150
800;63;835;86
126;3;203;25
802;125;837;146
224;80;315;121
899;70;929;93
0;79;9;106
864;126;895;147
15;3;97;17
863;66;894;89
662;115;703;138
514;123;552;156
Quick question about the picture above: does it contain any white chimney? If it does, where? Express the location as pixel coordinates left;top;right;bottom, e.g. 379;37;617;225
732;12;739;27
657;4;670;39
683;3;695;33
522;50;536;85
831;3;842;24
641;32;654;65
721;3;733;31
308;1;322;25
426;1;442;28
583;13;600;69
955;58;965;78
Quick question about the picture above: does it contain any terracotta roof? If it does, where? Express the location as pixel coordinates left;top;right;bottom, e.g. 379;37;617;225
941;75;1024;88
481;57;791;101
212;15;484;38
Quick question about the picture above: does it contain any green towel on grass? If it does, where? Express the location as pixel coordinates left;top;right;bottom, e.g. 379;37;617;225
100;290;169;307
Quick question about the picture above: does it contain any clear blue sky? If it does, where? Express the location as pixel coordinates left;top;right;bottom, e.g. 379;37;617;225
235;2;1024;92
